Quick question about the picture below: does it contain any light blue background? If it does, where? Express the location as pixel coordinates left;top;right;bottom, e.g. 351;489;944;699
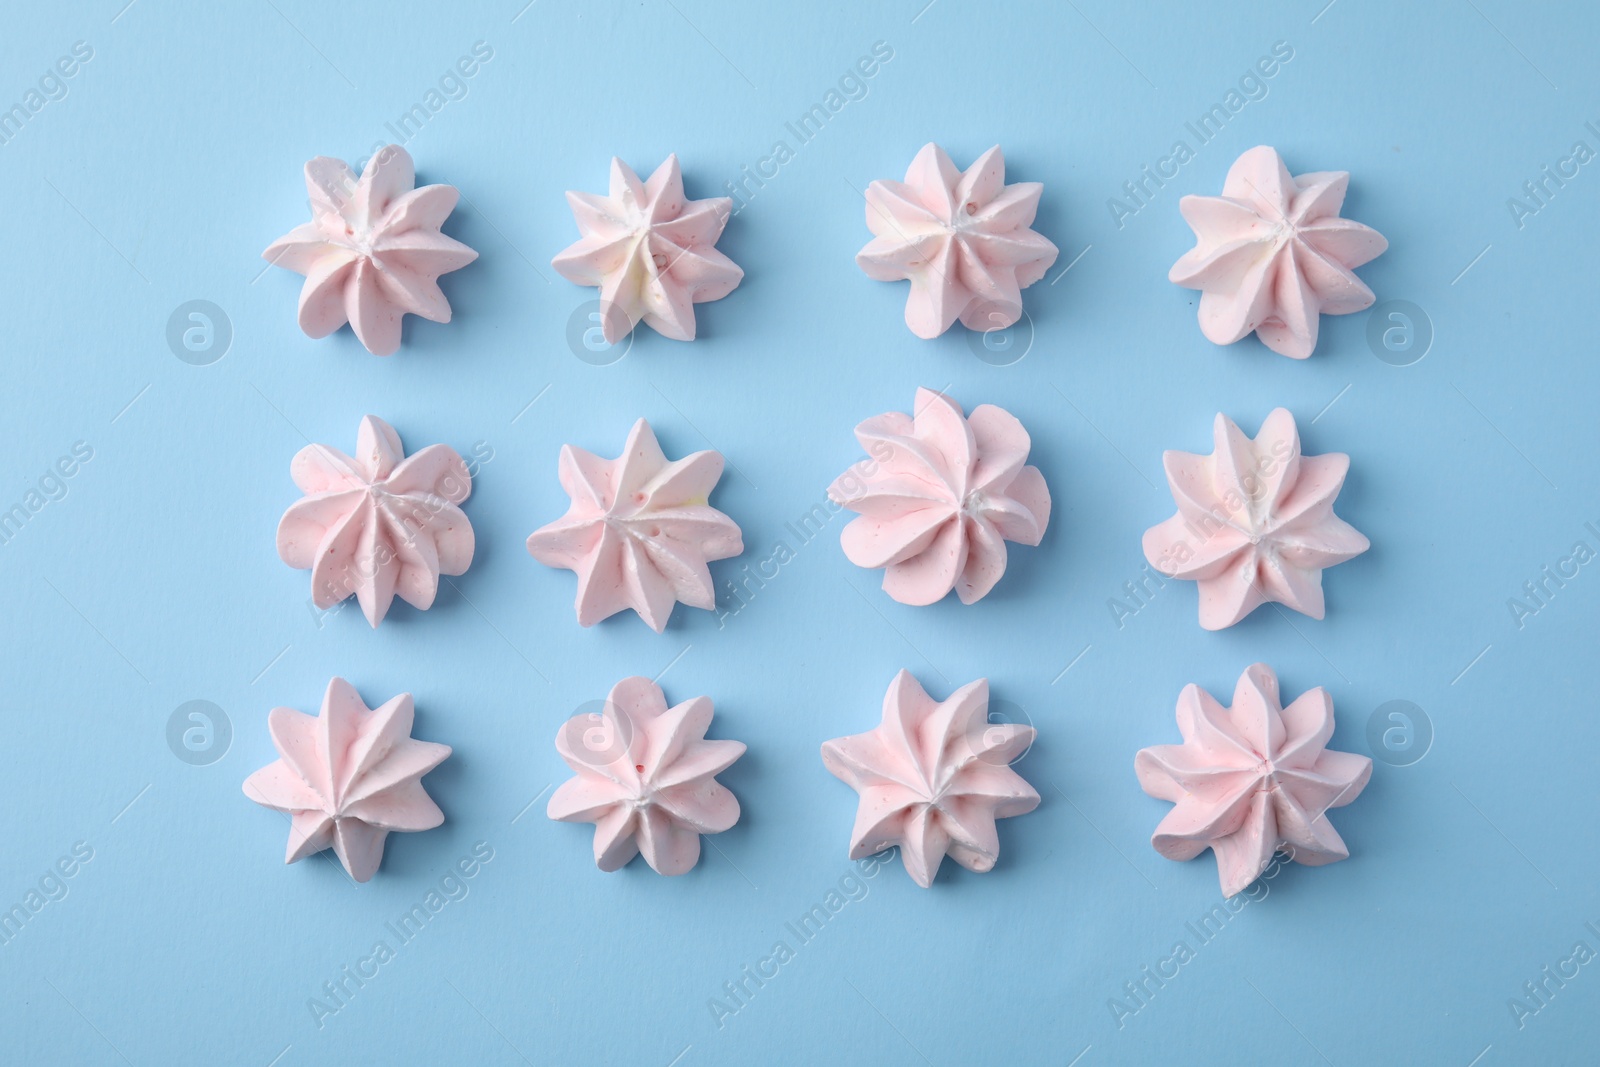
2;1;1596;1064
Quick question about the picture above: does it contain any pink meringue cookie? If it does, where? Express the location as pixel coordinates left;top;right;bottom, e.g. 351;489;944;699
263;144;478;356
857;143;1058;339
552;155;743;343
1169;145;1387;359
548;677;745;874
243;677;451;883
277;415;474;628
526;418;743;631
1141;408;1367;629
828;388;1050;606
1135;663;1372;898
821;670;1039;888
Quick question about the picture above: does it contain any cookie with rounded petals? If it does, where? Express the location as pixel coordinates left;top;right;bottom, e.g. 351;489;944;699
548;677;744;875
857;143;1057;339
277;415;474;628
821;670;1039;888
263;145;477;355
243;677;450;883
1142;408;1367;629
828;388;1049;606
1135;663;1371;897
552;155;743;343
527;418;743;631
1169;145;1387;359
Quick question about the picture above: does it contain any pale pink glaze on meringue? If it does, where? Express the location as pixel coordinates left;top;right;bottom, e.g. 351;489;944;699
828;388;1050;606
243;677;451;883
552;155;743;343
1169;145;1387;359
548;676;745;875
277;415;473;628
526;418;743;632
1135;663;1371;898
1142;408;1367;630
821;670;1039;888
857;143;1058;339
263;144;478;355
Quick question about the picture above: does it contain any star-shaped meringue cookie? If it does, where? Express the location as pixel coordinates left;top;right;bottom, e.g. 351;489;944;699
821;671;1039;888
277;415;474;627
552;155;743;343
1135;663;1372;898
526;418;743;631
1142;408;1368;630
857;143;1058;339
548;677;745;874
263;144;478;356
243;677;451;882
1169;145;1387;358
828;388;1050;606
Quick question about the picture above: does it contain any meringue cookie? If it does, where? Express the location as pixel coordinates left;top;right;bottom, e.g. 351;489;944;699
1169;145;1387;358
526;418;743;631
552;155;743;342
828;388;1050;606
277;415;474;628
243;677;451;882
263;144;478;356
1142;408;1367;629
857;143;1058;339
821;670;1039;888
548;677;745;874
1135;663;1372;898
